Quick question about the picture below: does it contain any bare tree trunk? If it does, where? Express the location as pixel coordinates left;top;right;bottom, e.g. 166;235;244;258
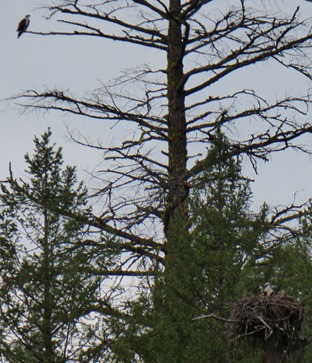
42;206;54;359
164;0;189;237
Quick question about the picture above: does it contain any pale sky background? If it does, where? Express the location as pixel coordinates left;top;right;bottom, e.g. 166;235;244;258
1;0;312;211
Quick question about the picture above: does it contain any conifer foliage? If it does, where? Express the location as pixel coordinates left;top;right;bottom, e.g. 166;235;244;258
0;130;102;362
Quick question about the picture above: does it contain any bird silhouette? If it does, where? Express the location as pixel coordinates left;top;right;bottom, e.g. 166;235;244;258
17;15;30;38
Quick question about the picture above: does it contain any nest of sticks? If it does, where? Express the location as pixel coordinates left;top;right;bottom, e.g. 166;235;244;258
226;294;305;347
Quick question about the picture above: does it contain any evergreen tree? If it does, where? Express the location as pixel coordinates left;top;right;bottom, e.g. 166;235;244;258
0;130;104;362
107;132;272;362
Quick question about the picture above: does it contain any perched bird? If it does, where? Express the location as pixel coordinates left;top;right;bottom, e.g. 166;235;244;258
261;282;273;297
17;15;30;38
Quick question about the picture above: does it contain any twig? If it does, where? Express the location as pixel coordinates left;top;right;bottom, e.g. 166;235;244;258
193;313;240;324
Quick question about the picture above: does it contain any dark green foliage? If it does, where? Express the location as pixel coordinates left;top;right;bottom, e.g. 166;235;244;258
109;133;272;362
0;130;101;362
125;132;312;363
2;130;312;362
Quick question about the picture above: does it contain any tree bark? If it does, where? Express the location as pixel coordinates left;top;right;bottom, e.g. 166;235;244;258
164;0;188;237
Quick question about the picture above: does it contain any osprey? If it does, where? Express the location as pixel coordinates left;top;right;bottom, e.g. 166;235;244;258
262;282;273;297
17;15;30;38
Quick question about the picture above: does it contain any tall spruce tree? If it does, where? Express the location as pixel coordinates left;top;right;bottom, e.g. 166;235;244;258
0;130;106;362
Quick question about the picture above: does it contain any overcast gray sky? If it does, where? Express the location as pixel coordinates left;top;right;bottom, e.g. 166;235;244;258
0;0;145;182
1;0;312;210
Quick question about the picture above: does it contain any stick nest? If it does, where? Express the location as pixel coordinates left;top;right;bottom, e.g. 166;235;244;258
226;294;305;346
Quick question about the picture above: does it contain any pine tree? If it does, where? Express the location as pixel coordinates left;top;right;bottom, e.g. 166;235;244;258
0;130;103;362
107;132;273;362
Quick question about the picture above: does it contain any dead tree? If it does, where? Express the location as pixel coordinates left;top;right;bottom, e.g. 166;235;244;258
16;1;312;254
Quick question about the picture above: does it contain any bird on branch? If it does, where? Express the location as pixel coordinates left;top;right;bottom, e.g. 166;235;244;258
17;15;30;38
